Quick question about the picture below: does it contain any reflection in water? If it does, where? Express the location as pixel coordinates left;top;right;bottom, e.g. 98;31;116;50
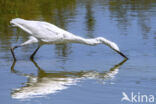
54;44;72;62
108;0;156;36
138;12;151;39
85;0;95;38
11;59;127;99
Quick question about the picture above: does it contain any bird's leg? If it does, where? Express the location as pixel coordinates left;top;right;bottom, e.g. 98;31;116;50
30;45;41;59
10;36;39;61
10;45;21;61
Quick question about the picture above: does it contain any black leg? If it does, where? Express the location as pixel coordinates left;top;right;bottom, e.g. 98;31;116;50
10;45;21;61
30;46;40;59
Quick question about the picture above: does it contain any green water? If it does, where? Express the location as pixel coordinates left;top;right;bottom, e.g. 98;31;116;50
0;0;156;104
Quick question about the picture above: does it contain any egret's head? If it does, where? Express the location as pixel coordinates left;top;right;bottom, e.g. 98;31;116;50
109;42;120;52
97;37;128;59
109;42;128;59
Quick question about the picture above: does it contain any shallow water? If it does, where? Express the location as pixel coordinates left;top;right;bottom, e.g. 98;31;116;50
0;0;156;104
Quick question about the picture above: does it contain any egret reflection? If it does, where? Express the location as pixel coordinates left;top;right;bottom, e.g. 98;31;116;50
11;59;127;99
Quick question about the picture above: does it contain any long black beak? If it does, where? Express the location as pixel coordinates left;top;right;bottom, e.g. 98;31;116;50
116;50;128;59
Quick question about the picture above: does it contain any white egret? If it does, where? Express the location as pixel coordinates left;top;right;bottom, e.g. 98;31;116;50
10;18;128;60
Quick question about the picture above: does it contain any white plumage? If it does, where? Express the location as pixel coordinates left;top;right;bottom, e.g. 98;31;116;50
10;18;128;60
